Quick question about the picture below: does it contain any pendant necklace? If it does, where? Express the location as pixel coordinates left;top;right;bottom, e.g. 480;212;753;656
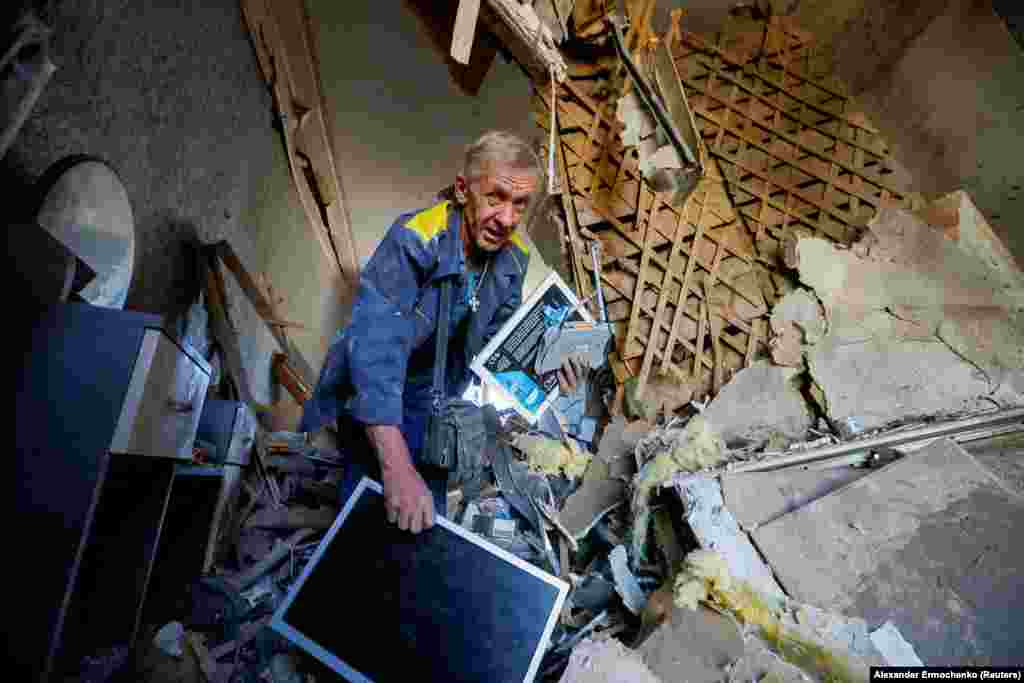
468;258;491;313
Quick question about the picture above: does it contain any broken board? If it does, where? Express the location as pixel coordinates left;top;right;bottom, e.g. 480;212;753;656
271;477;568;682
753;438;1024;665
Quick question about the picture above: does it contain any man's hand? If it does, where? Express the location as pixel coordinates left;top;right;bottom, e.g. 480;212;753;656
365;425;435;534
557;356;586;394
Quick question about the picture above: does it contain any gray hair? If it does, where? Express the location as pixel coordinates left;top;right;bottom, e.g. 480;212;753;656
462;130;542;182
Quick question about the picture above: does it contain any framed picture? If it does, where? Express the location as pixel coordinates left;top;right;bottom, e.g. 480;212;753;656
470;272;593;423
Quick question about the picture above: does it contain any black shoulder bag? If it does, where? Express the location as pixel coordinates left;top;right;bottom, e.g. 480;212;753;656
422;277;496;490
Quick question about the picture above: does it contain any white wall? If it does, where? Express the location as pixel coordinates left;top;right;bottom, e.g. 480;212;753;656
250;1;554;369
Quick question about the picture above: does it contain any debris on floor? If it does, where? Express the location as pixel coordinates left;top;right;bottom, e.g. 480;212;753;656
513;432;592;479
557;636;662;683
752;438;1024;664
702;361;814;448
631;415;726;560
674;475;785;601
111;8;1024;680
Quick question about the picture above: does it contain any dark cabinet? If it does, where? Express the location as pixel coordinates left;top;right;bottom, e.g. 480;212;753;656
15;304;211;681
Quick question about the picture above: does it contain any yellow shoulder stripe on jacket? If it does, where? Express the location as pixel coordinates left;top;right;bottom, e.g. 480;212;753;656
509;231;529;254
405;201;451;243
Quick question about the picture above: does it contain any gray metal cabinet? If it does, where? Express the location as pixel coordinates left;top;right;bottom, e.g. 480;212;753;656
15;303;211;682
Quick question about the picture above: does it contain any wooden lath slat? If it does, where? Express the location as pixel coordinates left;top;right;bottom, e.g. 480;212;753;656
532;13;917;407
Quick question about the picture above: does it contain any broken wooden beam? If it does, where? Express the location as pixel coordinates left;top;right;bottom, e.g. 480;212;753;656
240;0;360;286
480;0;568;83
450;0;482;64
272;352;312;404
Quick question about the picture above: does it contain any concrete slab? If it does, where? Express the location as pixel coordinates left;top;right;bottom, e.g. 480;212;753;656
753;438;1024;665
639;605;744;683
702;360;813;447
721;465;869;531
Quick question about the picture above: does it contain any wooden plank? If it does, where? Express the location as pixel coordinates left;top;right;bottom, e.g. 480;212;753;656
692;300;708;380
662;189;707;375
624;189;658;371
272;352;313;404
534;0;566;44
203;252;255;405
403;0;500;95
635;200;692;396
744;318;761;367
479;0;567;82
451;0;482;64
240;0;360;286
556;111;591;301
213;242;317;389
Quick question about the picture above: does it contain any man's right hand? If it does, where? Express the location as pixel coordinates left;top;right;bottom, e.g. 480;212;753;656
365;424;435;534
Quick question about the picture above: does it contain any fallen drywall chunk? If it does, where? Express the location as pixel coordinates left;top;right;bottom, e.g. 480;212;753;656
609;545;647;615
639;603;745;683
631;416;726;559
561;455;627;540
806;310;994;433
558;637;663;683
703;361;813;447
675;475;785;601
769;288;827;367
513;433;592;479
624;374;695;421
869;621;924;666
791;192;1024;429
672;549;871;683
616;91;654;147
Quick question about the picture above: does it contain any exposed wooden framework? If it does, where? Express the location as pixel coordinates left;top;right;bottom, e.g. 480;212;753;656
535;15;920;404
241;0;360;287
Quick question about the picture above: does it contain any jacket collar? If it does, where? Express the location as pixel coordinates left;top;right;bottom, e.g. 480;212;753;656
433;202;527;283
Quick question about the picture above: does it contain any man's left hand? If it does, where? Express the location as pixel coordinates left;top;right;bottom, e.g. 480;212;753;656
557;357;586;394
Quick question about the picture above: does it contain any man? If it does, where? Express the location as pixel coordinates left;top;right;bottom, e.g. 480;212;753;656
301;130;580;534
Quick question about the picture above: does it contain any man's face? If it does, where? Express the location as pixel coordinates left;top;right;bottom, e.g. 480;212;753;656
456;162;538;253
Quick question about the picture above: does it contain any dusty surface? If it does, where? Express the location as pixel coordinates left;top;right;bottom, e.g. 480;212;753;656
676;475;786;600
964;432;1024;496
792;195;1024;431
703;361;814;447
769;288;826;368
722;466;869;531
753;439;1024;664
639;605;744;683
558;637;662;683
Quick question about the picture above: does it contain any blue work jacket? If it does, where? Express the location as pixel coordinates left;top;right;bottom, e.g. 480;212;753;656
300;201;528;446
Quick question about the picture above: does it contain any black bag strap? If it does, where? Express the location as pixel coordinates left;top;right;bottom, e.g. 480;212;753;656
431;277;453;415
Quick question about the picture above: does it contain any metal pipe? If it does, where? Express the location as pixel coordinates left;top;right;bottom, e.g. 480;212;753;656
590;242;607;323
608;14;698;167
726;407;1024;474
